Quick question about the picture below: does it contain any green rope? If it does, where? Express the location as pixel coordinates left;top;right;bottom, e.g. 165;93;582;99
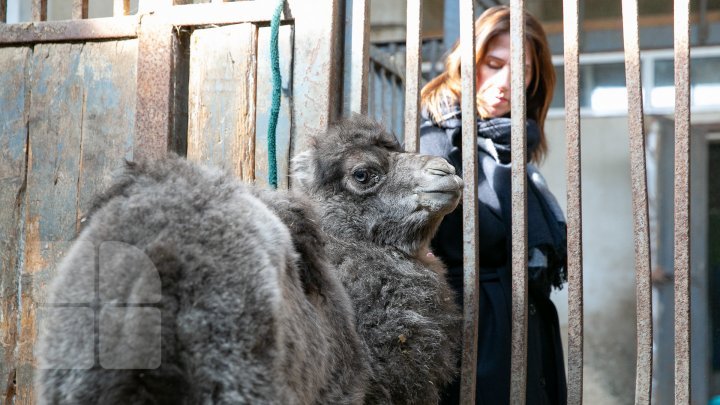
268;0;284;189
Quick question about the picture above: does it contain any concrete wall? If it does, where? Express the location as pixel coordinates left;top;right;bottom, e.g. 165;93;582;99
542;116;638;404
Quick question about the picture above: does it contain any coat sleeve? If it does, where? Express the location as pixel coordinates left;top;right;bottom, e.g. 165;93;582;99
419;124;453;159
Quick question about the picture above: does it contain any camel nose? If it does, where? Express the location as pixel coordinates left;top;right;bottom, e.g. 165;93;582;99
424;157;456;177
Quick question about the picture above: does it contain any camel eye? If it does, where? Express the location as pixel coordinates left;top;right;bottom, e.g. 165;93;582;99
352;168;370;184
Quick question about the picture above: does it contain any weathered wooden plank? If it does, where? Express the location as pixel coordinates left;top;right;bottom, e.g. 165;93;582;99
75;39;138;224
255;24;292;189
11;40;139;403
187;23;258;182
287;0;341;157
19;43;86;404
0;46;30;404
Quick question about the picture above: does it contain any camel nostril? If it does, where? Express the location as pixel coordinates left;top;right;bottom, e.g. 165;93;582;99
424;159;455;176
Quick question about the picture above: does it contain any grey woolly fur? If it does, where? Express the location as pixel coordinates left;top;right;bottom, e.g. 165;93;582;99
36;115;463;404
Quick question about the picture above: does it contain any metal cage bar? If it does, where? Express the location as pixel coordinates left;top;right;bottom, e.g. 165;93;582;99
73;0;89;20
350;0;370;114
113;0;130;16
32;0;47;21
562;0;584;404
673;0;692;402
509;1;529;403
403;0;421;152
1;0;7;23
459;0;479;402
620;0;653;403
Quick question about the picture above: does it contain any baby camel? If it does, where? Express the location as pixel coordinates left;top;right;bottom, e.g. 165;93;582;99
36;115;463;404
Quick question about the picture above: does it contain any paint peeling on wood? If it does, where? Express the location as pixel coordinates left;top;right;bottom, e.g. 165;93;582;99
187;23;258;182
0;40;140;404
255;24;293;190
0;46;30;405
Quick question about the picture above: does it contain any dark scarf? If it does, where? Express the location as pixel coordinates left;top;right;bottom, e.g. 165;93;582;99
429;107;567;291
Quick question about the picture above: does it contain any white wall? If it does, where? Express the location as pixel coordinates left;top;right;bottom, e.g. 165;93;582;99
542;116;638;404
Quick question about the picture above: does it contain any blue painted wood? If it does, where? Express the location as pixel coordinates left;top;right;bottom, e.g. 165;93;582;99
0;46;30;401
11;40;138;403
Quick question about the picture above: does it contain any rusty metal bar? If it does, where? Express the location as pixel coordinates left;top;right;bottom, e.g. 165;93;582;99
1;0;6;23
113;0;130;16
134;17;176;160
0;17;138;44
403;0;421;152
32;0;47;21
459;0;479;402
349;0;370;114
673;0;692;402
72;0;89;20
563;0;584;404
509;1;528;404
621;0;653;403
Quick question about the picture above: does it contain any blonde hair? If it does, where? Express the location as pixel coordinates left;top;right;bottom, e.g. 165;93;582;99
420;6;555;162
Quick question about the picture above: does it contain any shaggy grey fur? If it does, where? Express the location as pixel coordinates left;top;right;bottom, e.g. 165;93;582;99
36;115;462;404
293;116;463;404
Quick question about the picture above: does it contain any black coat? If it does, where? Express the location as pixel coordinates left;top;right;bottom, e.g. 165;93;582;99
419;113;567;405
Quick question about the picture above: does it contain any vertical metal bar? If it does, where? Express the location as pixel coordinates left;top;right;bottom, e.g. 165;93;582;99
1;0;7;23
32;0;47;21
134;18;176;160
509;1;528;404
563;0;584;404
621;0;653;403
350;0;370;114
113;0;130;16
404;0;421;152
459;0;479;402
72;0;89;20
673;0;692;402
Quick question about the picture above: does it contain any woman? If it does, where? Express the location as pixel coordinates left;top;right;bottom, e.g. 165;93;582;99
419;6;567;405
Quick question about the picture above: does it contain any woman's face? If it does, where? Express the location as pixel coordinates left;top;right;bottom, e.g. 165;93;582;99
476;33;532;118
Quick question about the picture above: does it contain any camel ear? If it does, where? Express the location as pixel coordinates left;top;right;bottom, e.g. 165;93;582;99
290;150;315;192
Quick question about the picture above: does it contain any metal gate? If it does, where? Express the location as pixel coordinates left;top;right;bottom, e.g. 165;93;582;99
0;0;698;403
345;0;693;404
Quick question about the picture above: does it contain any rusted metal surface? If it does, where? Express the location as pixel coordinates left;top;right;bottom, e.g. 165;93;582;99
287;0;341;156
509;1;528;404
73;0;89;20
1;0;7;24
32;0;47;22
134;17;175;160
113;0;130;16
403;0;421;152
621;0;653;403
0;46;30;403
459;0;479;403
563;1;584;404
0;17;138;45
187;23;258;182
349;0;369;114
673;0;692;402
